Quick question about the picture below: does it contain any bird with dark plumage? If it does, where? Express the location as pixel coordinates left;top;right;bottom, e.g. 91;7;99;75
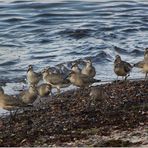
27;65;42;86
114;55;132;80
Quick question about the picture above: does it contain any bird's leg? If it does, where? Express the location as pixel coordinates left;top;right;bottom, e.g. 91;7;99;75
115;76;118;84
125;73;130;81
56;86;61;94
50;90;54;98
9;110;13;119
145;72;147;80
14;108;19;116
9;110;16;126
38;97;42;103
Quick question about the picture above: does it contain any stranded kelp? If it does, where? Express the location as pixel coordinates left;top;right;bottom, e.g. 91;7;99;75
0;80;147;147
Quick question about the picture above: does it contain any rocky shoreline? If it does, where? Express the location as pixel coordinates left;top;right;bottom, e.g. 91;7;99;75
0;80;147;147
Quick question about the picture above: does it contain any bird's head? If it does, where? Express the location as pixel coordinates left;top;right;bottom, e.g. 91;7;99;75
27;65;33;72
115;55;121;63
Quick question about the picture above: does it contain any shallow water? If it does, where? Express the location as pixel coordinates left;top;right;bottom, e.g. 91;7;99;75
0;0;148;114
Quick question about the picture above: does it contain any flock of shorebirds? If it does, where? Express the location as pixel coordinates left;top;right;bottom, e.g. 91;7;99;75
0;48;148;111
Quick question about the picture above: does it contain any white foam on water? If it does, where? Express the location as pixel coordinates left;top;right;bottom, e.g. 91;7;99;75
0;108;9;115
3;82;28;95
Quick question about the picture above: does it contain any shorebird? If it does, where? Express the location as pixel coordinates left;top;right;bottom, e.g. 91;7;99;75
143;48;148;79
114;55;132;80
18;85;38;104
88;86;106;106
66;71;101;88
133;60;144;68
144;48;148;59
37;83;52;97
81;59;96;78
27;65;42;86
71;62;81;73
89;86;105;100
0;87;30;110
134;48;148;69
56;64;70;77
42;68;70;93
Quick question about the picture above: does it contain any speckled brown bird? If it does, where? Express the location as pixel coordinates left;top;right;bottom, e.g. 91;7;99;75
143;48;148;79
71;63;81;73
144;48;148;59
42;68;70;93
114;55;132;80
81;59;96;78
67;71;101;88
89;86;106;106
0;87;30;110
37;83;52;97
89;86;105;100
18;85;38;104
27;65;42;86
133;60;144;68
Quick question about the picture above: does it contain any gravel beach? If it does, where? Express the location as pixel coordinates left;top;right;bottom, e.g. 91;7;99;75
0;80;147;147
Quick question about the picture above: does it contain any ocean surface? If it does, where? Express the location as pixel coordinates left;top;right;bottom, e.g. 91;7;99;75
0;0;148;113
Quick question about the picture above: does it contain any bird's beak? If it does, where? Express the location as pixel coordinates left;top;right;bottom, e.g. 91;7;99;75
27;67;30;72
64;74;70;80
64;71;72;80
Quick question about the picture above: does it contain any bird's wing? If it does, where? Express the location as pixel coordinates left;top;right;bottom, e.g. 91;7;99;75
79;74;94;83
134;61;144;68
49;74;65;85
3;95;25;106
18;90;26;98
89;66;96;76
35;71;42;78
123;61;132;72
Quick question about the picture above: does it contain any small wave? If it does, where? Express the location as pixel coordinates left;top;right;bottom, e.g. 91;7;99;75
0;13;20;17
30;55;57;60
32;18;51;25
114;46;129;54
39;39;52;44
130;49;144;56
100;26;117;31
92;51;112;63
12;0;32;3
139;27;148;31
0;59;20;66
33;13;60;18
122;28;139;33
2;17;26;23
0;43;24;48
10;2;62;9
59;28;94;39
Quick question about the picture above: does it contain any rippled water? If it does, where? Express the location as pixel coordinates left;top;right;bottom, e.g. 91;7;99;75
0;0;148;96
